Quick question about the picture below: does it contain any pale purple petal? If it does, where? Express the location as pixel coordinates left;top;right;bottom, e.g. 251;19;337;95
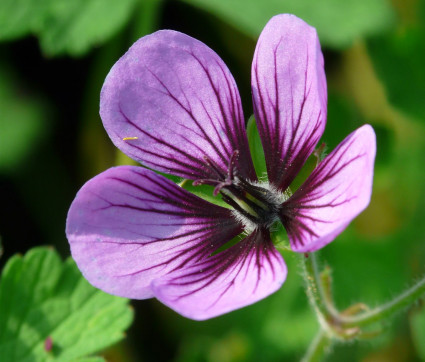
251;14;327;190
152;228;287;320
101;30;255;181
66;166;242;299
280;125;376;252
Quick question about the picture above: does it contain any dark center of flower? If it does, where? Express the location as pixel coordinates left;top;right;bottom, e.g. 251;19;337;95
193;151;282;230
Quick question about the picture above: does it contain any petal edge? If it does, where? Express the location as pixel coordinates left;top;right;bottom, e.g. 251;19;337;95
66;166;242;299
280;125;376;252
101;30;255;181
252;14;327;190
152;228;287;320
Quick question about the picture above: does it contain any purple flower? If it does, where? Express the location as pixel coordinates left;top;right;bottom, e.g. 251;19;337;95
66;14;376;320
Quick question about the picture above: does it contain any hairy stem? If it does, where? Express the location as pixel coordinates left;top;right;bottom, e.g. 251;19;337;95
303;251;425;337
302;252;338;326
301;328;332;362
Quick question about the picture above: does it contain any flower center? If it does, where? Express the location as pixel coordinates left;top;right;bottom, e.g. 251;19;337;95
220;177;282;229
193;151;286;230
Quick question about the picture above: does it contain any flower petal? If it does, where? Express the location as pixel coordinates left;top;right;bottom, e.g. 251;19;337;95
280;125;376;252
152;228;287;320
100;30;255;181
66;166;242;299
251;14;327;190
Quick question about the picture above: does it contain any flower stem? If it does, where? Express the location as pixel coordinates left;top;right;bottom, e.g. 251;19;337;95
338;276;425;328
303;251;425;336
301;328;332;362
302;253;338;326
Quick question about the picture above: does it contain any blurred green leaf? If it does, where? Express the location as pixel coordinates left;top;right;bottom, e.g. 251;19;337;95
367;2;425;121
0;247;133;361
246;115;267;180
75;358;105;362
0;0;49;40
182;0;395;48
39;0;137;56
323;92;363;150
411;306;425;360
0;65;47;173
0;0;137;56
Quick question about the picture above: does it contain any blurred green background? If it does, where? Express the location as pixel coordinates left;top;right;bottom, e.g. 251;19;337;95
0;0;424;361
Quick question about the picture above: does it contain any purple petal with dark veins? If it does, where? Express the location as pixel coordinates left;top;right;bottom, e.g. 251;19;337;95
251;14;327;190
152;228;286;320
100;30;256;181
280;125;376;252
66;166;242;299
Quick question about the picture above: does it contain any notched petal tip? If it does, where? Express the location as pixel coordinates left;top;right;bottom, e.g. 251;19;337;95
281;125;376;253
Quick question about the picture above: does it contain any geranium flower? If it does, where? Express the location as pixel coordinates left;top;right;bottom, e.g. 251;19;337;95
66;14;376;320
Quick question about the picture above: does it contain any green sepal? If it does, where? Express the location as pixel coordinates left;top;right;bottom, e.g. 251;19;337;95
246;115;268;181
180;180;231;209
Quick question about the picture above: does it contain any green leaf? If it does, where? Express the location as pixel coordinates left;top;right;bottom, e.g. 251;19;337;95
246;115;267;180
182;0;395;49
0;0;137;56
38;0;137;56
0;64;48;174
0;0;49;40
0;247;133;362
410;306;425;360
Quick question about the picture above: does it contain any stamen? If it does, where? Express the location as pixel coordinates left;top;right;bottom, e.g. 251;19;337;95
193;149;282;229
211;150;240;196
202;155;225;179
227;150;239;181
245;192;269;210
213;180;232;196
193;150;240;192
221;194;258;223
192;178;220;187
221;189;258;217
